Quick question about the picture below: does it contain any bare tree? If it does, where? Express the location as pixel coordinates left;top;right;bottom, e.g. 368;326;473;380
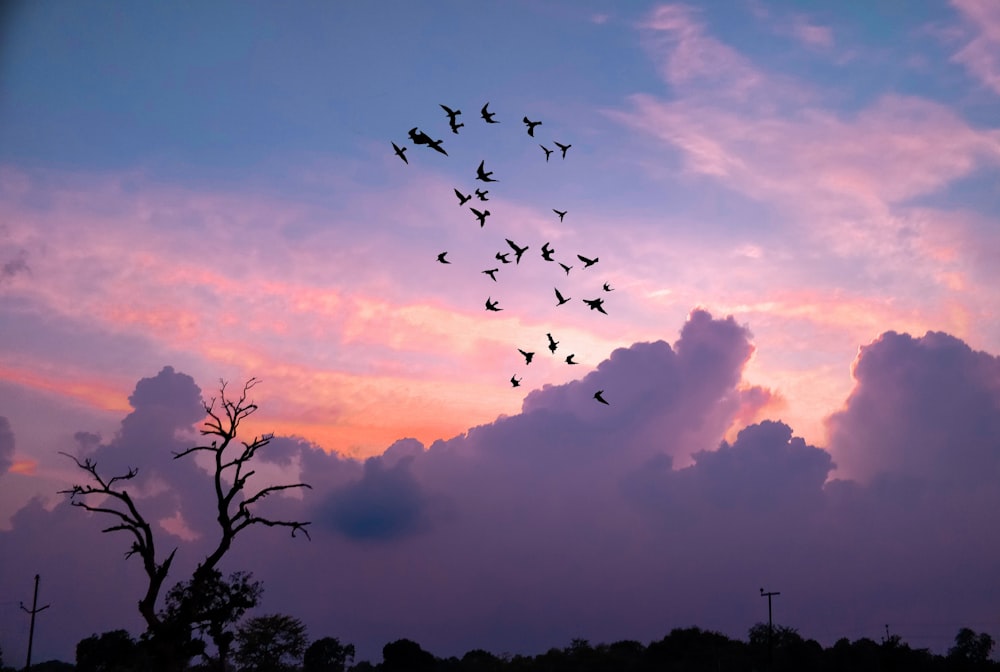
60;377;311;649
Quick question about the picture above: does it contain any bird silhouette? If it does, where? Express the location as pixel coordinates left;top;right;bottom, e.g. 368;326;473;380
553;209;567;222
554;141;571;159
439;104;464;134
475;188;489;201
505;238;528;264
518;349;535;364
594;390;610;405
554;287;571;306
482;268;499;281
392;142;408;164
510;374;521;387
476;160;498;182
565;354;578;365
408;127;448;155
485;297;502;311
603;282;614;292
471;207;490;227
437;252;450;264
577;254;599;268
425;137;447;156
496;251;512;264
481;102;499;123
541;242;556;261
523;116;542;136
547;333;559;353
559;262;573;275
454;188;472;206
540;145;553;161
583;297;608;314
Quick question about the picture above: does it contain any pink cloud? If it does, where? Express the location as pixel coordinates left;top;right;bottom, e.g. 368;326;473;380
638;4;764;97
952;0;1000;94
791;18;834;49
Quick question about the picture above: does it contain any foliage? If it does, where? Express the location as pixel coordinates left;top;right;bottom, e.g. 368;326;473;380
234;613;308;672
76;629;141;672
950;628;996;669
382;638;436;672
303;636;356;672
161;569;263;670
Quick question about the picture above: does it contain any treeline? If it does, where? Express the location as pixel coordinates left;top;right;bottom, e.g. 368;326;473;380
3;623;996;672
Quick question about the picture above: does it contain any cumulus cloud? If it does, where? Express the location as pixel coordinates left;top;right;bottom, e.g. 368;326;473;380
826;330;1000;485
318;453;433;541
3;314;1000;664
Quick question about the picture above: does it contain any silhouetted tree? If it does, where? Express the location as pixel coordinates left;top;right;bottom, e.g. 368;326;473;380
459;649;504;672
76;629;141;672
161;569;263;671
303;636;356;672
949;628;995;670
646;627;745;672
381;638;436;672
60;378;311;669
233;613;308;672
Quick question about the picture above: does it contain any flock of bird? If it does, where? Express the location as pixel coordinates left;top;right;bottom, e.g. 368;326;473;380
392;102;613;406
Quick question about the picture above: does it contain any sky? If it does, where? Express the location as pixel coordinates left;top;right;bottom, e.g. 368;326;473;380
1;0;999;665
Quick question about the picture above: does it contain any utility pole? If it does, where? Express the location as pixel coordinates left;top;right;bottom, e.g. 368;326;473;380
19;574;50;671
760;587;780;666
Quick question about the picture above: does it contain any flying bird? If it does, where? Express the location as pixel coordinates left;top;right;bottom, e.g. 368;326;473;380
603;282;614;292
554;287;571;306
425;137;447;156
476;160;498;182
577;254;599;268
547;333;559;353
505;238;528;264
518;349;535;365
510;374;521;387
391;142;408;164
565;354;578;365
482;268;499;281
559;262;573;275
408;127;448;155
523;116;542;136
481;102;499;123
594;390;610;405
475;188;490;201
436;252;450;264
583;297;608;314
454;188;472;206
541;242;556;261
540;145;553;161
485;297;502;312
440;104;464;134
554;141;571;159
496;251;512;264
553;209;567;222
471;207;490;227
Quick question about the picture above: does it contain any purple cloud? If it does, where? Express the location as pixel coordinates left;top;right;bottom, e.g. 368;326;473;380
2;314;999;665
318;454;433;541
826;330;1000;485
0;416;14;475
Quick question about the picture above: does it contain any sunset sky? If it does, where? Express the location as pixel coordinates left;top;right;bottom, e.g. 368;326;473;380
1;0;1000;665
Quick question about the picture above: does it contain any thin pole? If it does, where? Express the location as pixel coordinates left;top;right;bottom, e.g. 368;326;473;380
760;587;780;666
20;574;50;671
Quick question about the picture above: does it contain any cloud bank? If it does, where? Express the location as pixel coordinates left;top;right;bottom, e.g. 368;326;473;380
2;310;998;664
